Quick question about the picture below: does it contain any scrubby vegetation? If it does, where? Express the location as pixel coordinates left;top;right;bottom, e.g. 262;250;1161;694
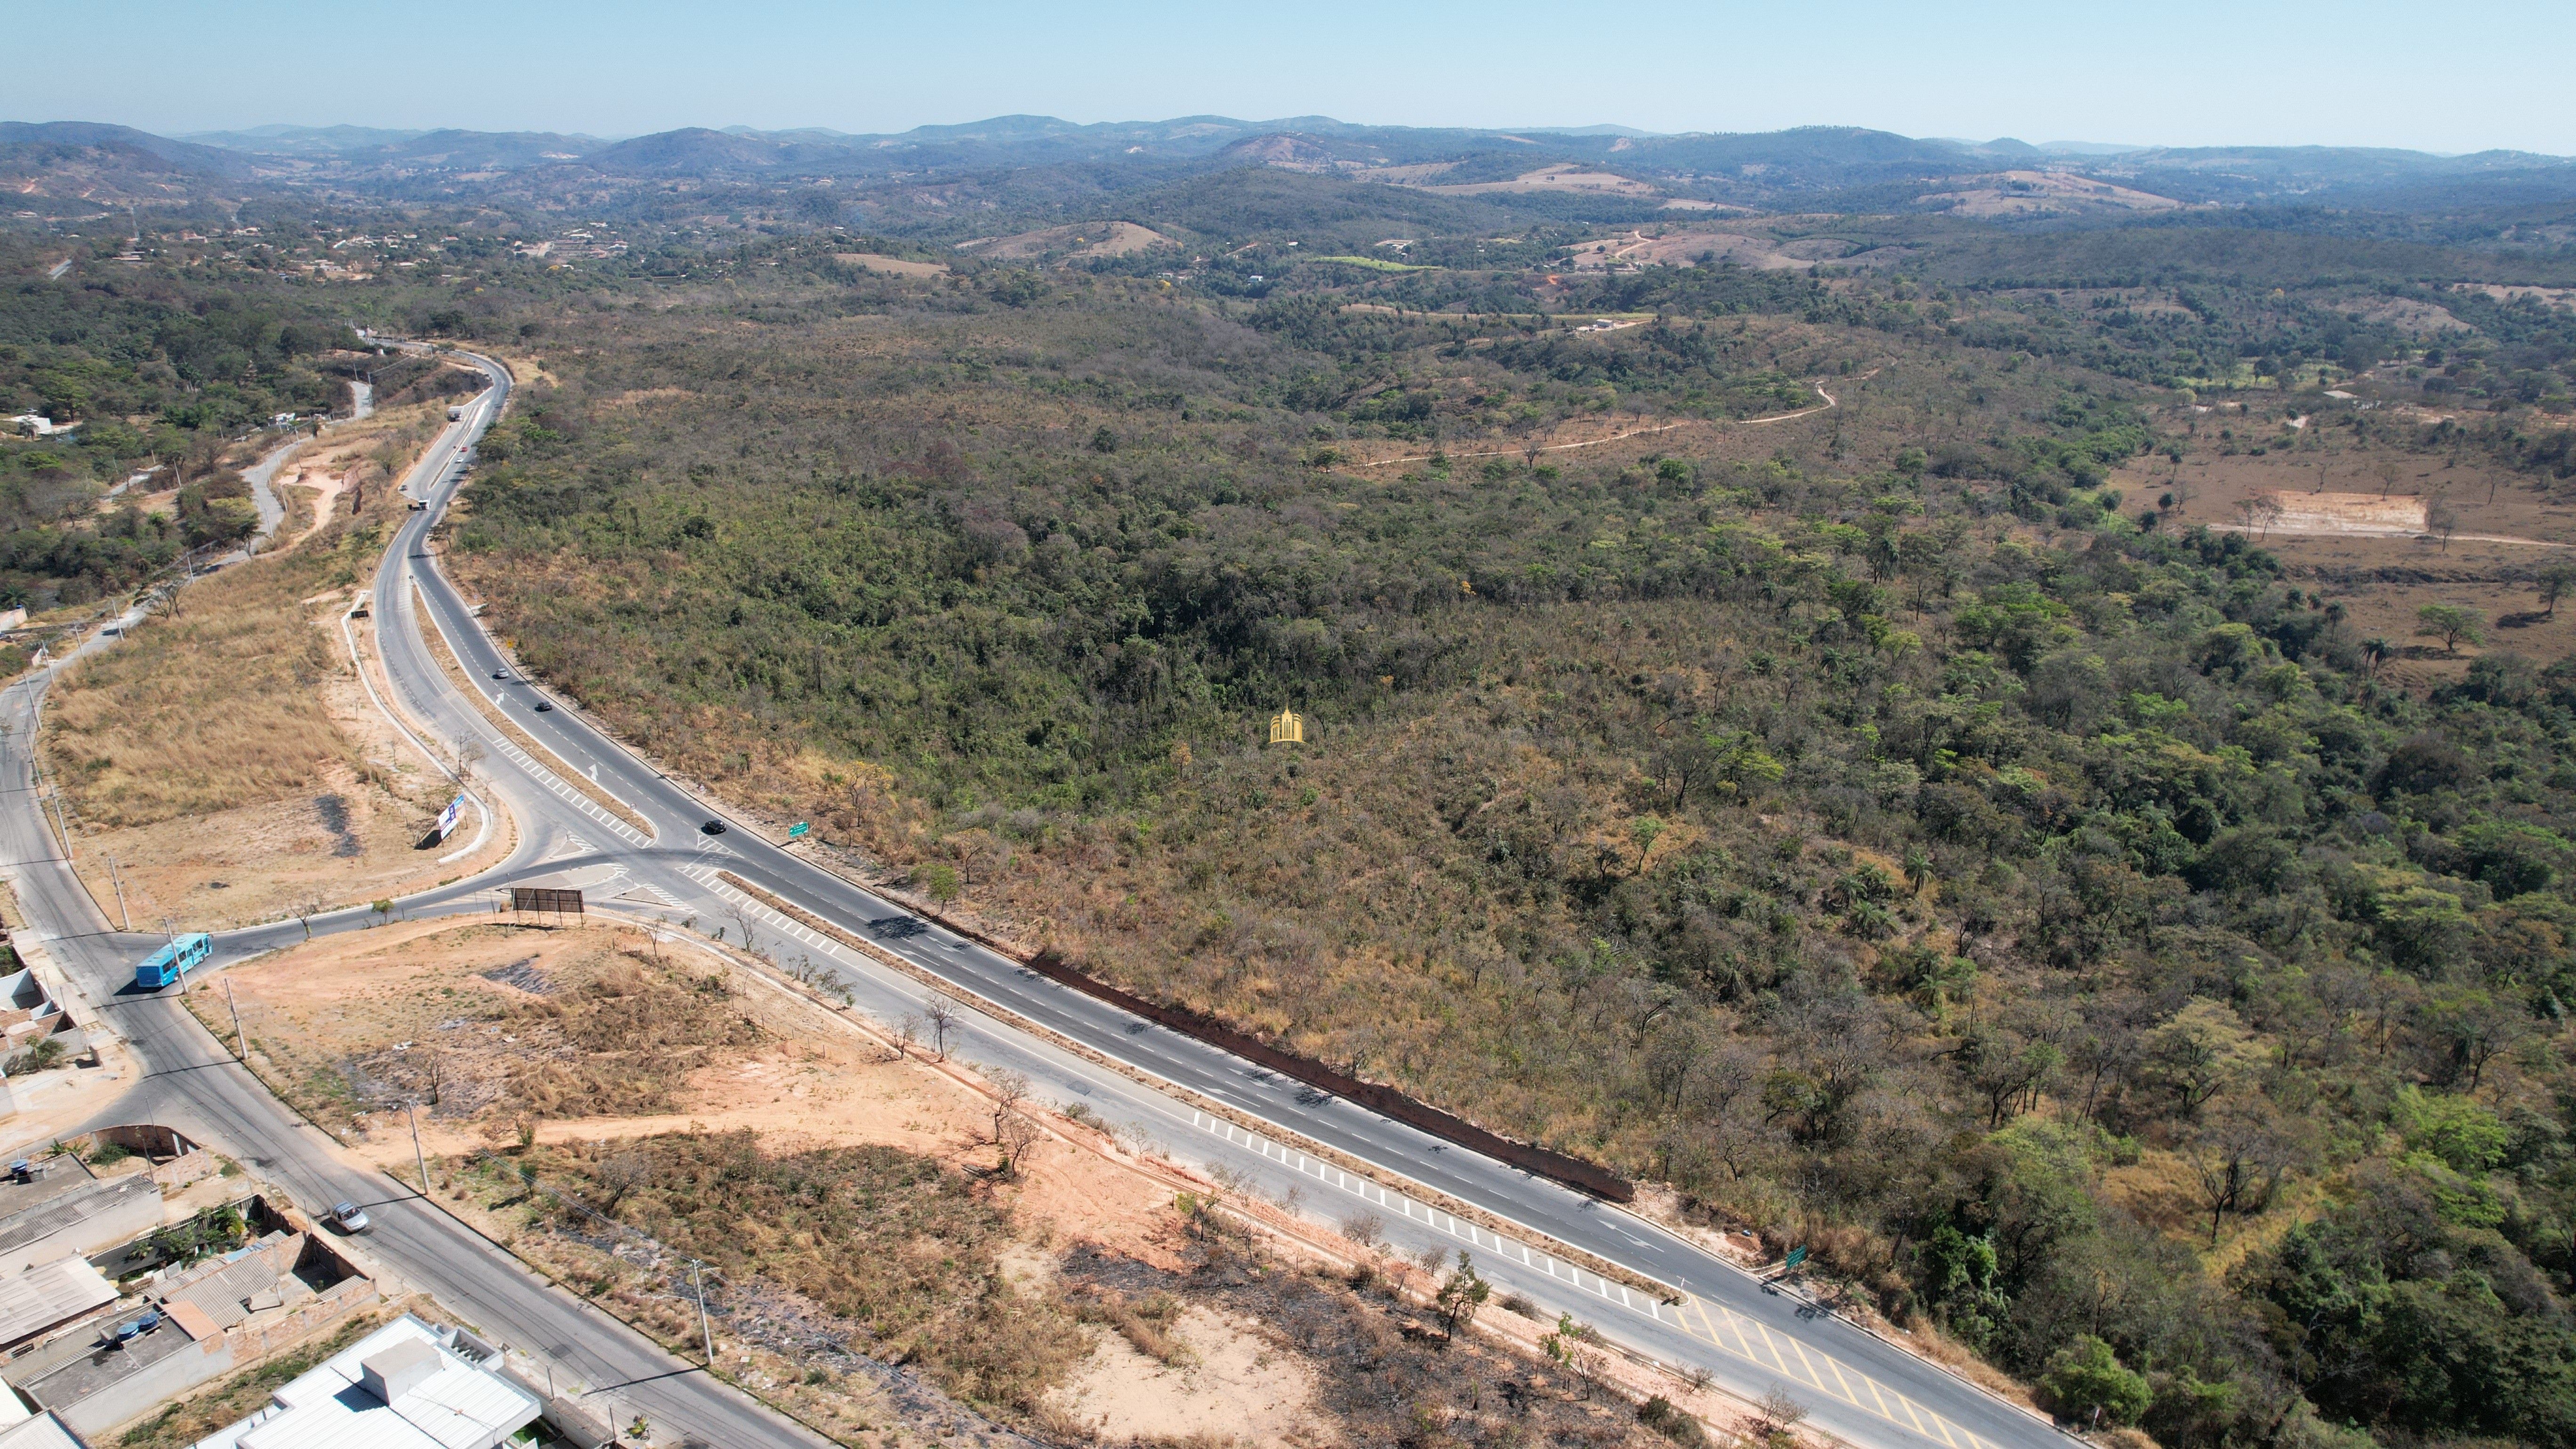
1059;1213;1682;1447
525;1131;1088;1423
18;134;2576;1447
439;230;2576;1449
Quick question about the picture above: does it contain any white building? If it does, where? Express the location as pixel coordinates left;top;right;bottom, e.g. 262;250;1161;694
0;1394;90;1449
188;1315;541;1449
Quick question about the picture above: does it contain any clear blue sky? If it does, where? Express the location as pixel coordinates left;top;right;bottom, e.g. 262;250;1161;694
16;0;2572;156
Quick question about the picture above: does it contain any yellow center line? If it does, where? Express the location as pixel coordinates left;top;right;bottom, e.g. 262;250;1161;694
1785;1335;1845;1403
1816;1340;1863;1406
1750;1319;1810;1387
1680;1298;1996;1449
1715;1303;1761;1363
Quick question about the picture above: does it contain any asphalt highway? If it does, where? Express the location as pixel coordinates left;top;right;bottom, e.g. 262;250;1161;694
0;350;2074;1449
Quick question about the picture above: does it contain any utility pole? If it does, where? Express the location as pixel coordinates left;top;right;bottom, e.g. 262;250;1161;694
161;917;187;993
102;853;129;930
690;1261;715;1365
42;786;72;865
224;978;244;1060
407;1100;430;1197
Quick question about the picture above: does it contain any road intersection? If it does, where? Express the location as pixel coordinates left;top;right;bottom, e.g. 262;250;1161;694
0;350;2071;1449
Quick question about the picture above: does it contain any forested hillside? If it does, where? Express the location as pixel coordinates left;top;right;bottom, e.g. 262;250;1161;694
11;119;2574;1442
435;227;2576;1449
0;233;369;605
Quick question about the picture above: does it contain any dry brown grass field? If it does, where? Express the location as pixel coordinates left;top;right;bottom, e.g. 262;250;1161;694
40;401;505;929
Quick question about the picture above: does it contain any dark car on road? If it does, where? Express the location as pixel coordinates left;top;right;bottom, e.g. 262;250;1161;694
701;820;726;835
533;701;553;712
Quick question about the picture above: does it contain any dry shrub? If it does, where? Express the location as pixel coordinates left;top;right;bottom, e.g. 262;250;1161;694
500;956;764;1119
561;1130;1087;1417
1760;1216;1909;1320
1068;1286;1195;1368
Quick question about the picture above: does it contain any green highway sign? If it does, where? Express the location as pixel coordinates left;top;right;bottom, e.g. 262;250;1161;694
1784;1245;1807;1269
787;822;809;839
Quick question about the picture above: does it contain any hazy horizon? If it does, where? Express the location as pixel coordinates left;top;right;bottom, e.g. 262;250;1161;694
17;0;2572;157
30;114;2563;166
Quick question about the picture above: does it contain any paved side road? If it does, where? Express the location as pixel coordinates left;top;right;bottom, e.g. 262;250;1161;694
0;375;831;1448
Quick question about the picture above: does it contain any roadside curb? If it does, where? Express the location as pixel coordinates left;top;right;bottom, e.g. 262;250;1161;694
712;869;1674;1302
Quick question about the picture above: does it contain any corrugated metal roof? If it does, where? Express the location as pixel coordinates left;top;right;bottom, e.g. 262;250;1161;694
163;1250;283;1329
0;1257;113;1344
193;1315;540;1449
0;1411;88;1449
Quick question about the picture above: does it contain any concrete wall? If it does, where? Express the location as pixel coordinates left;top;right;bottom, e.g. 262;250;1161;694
217;1272;378;1364
65;1127;215;1191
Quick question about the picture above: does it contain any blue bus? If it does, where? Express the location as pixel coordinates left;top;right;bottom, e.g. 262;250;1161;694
134;933;211;990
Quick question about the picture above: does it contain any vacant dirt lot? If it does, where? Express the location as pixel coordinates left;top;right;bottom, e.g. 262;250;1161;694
217;917;1746;1446
1415;167;1662;199
201;918;1307;1443
963;222;1176;262
2114;434;2576;687
834;252;947;278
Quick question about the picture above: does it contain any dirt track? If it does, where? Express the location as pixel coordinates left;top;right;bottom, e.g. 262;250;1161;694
1350;375;1859;470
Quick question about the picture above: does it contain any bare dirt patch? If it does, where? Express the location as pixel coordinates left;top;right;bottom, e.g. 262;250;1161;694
279;474;346;549
961;222;1177;262
2112;443;2576;688
1053;1231;1740;1449
1920;169;2189;217
201;918;747;1137
2257;490;2429;536
2118;434;2576;548
1412;167;1661;199
595;386;702;410
2351;297;2471;335
834;253;948;278
1047;1299;1325;1447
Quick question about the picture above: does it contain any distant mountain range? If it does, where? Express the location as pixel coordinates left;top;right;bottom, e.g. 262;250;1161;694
6;115;2574;225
